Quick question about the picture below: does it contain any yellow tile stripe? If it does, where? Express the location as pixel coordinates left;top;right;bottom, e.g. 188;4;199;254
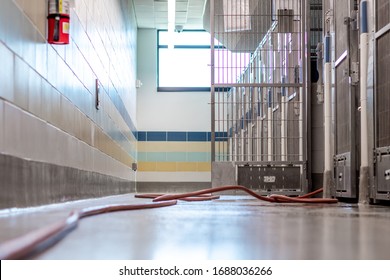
138;162;211;172
138;141;211;153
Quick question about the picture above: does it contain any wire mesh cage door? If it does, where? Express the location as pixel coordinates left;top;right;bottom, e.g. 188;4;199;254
332;0;359;199
210;0;309;195
373;0;390;200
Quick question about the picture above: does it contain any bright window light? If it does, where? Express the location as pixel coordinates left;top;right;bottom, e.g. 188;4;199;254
158;30;212;90
157;30;251;90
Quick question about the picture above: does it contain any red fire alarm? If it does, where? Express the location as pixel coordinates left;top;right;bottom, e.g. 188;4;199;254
47;0;70;44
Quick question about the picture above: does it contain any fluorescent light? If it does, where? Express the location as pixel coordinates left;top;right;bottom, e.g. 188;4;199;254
168;0;176;49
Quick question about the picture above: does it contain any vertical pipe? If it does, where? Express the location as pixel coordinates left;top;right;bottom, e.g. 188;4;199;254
248;87;253;161
228;88;233;161
240;88;245;161
299;87;304;161
323;33;333;198
210;0;215;162
238;88;240;162
234;128;238;162
267;89;273;161
232;89;237;161
281;76;287;161
257;88;261;161
222;89;226;161
296;1;310;195
243;86;247;162
217;86;220;161
235;88;239;161
301;0;308;167
359;0;370;204
360;0;369;168
228;114;231;161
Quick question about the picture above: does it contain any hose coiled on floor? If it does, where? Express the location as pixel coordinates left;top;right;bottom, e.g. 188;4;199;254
0;185;336;260
149;186;337;204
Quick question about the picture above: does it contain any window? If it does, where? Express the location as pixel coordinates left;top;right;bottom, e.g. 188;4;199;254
157;30;212;91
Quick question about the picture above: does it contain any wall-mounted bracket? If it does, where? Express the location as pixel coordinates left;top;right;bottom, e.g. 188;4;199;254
95;79;100;110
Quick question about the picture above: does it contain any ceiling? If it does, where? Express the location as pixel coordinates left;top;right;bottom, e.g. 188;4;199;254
131;0;272;52
132;0;207;29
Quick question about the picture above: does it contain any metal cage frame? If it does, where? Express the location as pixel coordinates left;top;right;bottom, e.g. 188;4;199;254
210;0;310;195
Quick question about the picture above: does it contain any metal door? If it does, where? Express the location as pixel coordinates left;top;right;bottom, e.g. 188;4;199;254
333;0;359;198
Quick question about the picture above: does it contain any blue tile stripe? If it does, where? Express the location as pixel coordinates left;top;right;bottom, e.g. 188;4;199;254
168;132;187;141
147;132;167;141
137;131;147;141
137;131;228;142
188;132;207;142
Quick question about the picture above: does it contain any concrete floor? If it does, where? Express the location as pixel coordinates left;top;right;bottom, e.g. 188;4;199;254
1;194;390;260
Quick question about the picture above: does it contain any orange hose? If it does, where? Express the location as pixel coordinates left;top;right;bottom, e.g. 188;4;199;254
0;200;177;260
135;193;220;201
298;188;324;198
151;185;337;204
153;185;275;203
0;211;79;260
79;200;177;218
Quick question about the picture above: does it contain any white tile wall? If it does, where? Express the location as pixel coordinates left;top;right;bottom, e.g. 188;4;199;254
0;100;4;151
46;123;66;166
27;69;43;117
4;102;23;158
0;43;15;103
1;99;133;180
0;0;137;182
14;56;30;111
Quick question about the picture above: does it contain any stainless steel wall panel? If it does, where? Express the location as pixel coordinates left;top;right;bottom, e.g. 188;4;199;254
238;165;301;191
377;0;390;30
335;60;351;155
377;154;390;193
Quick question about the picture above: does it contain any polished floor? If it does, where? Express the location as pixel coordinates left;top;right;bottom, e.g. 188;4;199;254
1;194;390;260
